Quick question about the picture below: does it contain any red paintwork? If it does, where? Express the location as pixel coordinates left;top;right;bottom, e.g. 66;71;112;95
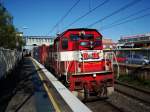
114;51;126;63
79;61;105;72
48;28;114;96
39;45;49;65
54;30;103;51
69;74;113;91
115;57;126;63
92;52;99;59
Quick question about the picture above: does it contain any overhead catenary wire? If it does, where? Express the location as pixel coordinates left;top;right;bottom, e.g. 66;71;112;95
101;7;150;30
87;0;142;27
47;0;81;35
65;0;109;29
101;12;150;31
89;0;91;11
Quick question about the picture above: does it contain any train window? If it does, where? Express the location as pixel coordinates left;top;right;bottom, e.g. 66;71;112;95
94;41;101;46
84;34;93;39
70;34;94;40
80;41;89;47
62;38;68;49
96;36;102;40
80;34;94;40
70;34;79;41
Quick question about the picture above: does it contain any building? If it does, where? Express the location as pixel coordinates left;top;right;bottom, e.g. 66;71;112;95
118;33;150;48
24;36;54;50
102;38;116;49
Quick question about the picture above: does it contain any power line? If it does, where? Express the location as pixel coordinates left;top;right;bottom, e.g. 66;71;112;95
101;7;150;29
48;0;81;35
65;0;109;29
87;0;142;27
89;0;91;11
101;13;150;30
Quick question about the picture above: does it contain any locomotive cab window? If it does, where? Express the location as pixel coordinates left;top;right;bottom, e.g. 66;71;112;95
70;34;79;41
93;37;102;47
80;41;89;47
62;38;68;49
80;34;94;40
70;34;94;40
84;34;93;40
96;36;102;40
94;41;101;47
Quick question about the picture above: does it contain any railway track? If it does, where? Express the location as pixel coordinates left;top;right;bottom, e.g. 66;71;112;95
115;80;150;105
85;91;150;112
115;80;150;94
85;98;127;112
85;80;150;112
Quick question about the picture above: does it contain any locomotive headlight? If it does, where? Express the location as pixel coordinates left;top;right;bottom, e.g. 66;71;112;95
93;73;96;77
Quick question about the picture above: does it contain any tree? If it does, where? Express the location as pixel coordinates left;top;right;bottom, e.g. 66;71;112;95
0;3;24;49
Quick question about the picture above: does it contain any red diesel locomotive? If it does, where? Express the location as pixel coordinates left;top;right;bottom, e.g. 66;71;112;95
49;28;114;99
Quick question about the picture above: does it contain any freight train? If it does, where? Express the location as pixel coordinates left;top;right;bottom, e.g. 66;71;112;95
32;28;114;99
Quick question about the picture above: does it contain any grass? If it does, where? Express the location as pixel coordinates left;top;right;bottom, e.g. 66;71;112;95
117;75;150;90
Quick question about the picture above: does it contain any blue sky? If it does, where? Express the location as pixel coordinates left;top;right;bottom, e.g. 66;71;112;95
3;0;150;42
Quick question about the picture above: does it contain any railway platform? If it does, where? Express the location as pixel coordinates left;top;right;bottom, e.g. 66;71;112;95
0;57;55;112
0;57;91;112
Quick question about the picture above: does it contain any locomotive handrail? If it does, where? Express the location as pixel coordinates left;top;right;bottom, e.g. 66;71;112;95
72;71;113;75
32;58;92;112
104;48;150;51
104;51;120;79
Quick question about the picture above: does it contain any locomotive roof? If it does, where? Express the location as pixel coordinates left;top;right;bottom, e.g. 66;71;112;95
55;28;101;40
66;28;98;31
60;28;99;36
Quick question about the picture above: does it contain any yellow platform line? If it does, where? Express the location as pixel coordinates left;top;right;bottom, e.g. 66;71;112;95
32;60;61;112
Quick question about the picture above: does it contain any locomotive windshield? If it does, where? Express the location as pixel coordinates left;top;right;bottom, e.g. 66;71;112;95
80;41;101;47
70;34;94;40
70;34;80;41
70;33;102;49
80;41;89;46
80;34;93;40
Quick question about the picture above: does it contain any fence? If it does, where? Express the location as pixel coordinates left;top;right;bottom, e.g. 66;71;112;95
0;48;22;79
104;48;150;63
104;48;150;80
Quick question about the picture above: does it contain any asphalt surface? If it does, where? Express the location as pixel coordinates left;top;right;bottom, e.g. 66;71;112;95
0;57;55;112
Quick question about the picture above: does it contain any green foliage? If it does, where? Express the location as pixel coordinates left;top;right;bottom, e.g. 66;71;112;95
0;4;24;49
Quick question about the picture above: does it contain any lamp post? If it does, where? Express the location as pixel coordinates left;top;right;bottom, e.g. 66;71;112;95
16;27;28;51
22;27;28;36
